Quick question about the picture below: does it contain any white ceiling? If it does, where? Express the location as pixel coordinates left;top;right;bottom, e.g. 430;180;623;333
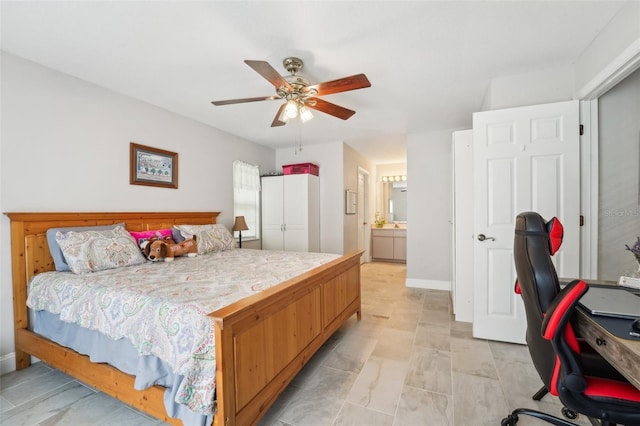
0;1;626;164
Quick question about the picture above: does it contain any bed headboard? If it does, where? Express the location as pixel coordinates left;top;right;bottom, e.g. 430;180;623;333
6;212;219;338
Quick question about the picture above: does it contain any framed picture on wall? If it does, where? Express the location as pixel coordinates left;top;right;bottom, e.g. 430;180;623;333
130;142;178;189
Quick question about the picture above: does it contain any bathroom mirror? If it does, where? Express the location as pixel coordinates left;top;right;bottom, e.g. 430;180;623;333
379;180;407;223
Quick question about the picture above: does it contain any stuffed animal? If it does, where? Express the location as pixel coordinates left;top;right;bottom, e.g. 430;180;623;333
143;236;198;262
139;235;175;254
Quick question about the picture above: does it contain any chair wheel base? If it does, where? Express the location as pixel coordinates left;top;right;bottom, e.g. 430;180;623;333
503;408;578;426
501;413;519;426
561;407;578;420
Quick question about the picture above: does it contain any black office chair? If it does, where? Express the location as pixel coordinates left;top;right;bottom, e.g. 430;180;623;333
502;212;640;426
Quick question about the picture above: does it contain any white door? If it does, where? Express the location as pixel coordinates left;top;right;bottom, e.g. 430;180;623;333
261;176;284;250
452;130;474;323
283;174;309;252
357;168;370;262
472;100;580;343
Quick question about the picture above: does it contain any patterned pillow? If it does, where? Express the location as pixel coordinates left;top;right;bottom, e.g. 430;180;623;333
174;224;237;254
46;223;124;272
129;228;173;247
56;226;147;274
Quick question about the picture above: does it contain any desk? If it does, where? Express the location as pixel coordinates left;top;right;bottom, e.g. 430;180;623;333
574;308;640;390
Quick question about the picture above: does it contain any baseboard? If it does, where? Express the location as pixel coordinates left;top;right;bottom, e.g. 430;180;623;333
0;352;16;375
0;352;41;376
405;278;451;291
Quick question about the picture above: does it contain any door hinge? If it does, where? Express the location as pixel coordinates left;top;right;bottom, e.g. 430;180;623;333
580;215;584;226
579;124;584;136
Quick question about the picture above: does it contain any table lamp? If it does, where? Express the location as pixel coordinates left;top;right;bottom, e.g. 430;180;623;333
232;216;249;248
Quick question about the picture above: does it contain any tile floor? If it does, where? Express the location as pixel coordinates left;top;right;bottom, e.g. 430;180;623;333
0;262;591;426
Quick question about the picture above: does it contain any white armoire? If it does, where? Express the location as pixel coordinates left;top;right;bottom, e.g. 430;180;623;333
261;174;320;252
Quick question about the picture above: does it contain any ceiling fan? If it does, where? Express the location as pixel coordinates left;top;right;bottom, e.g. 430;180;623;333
211;57;371;127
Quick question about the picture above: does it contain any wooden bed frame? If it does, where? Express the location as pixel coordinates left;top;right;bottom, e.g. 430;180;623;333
7;212;362;426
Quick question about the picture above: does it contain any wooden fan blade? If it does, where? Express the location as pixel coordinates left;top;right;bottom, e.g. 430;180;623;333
307;74;371;96
271;103;287;127
211;95;280;106
245;60;293;92
305;98;356;120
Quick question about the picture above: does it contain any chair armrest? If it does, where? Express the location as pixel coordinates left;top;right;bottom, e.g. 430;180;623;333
541;279;588;340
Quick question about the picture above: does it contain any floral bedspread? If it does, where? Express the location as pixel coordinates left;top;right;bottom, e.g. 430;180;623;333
27;248;339;414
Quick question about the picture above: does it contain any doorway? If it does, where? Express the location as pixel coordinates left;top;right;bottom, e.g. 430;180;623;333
357;167;370;263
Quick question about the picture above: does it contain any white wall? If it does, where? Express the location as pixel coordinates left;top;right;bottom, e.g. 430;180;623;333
0;52;275;373
376;163;406;177
342;144;374;255
481;65;574;111
406;130;452;290
276;142;344;255
574;1;640;96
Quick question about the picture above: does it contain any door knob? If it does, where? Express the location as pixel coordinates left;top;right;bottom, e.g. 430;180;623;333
477;234;495;242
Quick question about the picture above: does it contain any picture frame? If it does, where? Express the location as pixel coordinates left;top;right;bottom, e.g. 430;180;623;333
345;190;357;215
130;142;178;189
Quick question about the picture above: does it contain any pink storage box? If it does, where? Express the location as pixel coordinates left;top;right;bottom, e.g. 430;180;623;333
282;163;319;176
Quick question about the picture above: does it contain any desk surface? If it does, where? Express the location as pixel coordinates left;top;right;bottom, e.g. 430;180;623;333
574;308;640;390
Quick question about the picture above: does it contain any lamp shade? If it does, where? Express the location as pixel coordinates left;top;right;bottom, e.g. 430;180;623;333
232;216;249;232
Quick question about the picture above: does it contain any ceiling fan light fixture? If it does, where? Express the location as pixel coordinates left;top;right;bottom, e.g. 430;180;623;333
211;58;371;128
299;105;313;123
284;100;298;119
279;111;290;122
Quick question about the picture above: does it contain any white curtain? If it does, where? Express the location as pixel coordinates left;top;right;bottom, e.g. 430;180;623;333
233;160;261;191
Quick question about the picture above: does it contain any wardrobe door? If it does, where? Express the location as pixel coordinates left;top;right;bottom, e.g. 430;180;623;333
261;176;284;250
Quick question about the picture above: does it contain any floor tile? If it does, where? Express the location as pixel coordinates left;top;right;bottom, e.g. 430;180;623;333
450;337;499;380
333;402;394;426
451;372;509;426
0;395;14;413
0;381;95;426
405;346;452;395
0;362;53;390
395;385;453;426
449;321;473;340
346;355;408;415
418;308;451;327
370;328;415;362
414;323;451;351
277;366;357;426
323;334;378;374
1;368;76;406
36;391;159;426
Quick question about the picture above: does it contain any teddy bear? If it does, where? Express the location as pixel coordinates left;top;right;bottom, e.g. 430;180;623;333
142;235;198;262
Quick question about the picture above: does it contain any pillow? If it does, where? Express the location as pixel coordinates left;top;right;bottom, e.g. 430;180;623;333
172;227;185;243
174;224;236;254
129;228;173;247
47;223;124;272
55;226;147;274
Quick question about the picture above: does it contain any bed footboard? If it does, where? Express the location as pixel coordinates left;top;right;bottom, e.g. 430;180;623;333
211;250;362;426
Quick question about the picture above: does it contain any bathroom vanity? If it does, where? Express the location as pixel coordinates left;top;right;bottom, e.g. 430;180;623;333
372;226;407;262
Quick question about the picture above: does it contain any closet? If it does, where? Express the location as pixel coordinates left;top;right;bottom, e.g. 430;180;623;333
261;174;319;252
